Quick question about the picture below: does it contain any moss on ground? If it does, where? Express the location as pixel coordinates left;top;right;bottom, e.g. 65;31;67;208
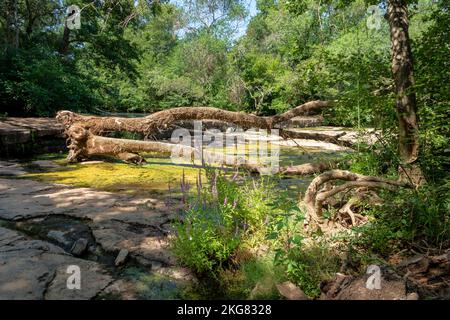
23;144;340;195
24;157;204;194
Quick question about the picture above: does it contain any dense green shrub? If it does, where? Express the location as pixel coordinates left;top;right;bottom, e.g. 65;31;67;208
171;169;275;276
0;47;100;116
353;184;450;256
266;199;341;298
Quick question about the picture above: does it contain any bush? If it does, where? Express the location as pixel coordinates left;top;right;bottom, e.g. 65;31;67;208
266;201;341;298
171;169;275;277
353;184;450;256
0;46;100;116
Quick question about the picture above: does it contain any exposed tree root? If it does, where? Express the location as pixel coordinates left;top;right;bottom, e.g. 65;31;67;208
337;197;369;227
302;170;411;229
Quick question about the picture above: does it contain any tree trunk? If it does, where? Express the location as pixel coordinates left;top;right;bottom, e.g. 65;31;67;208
65;124;338;177
56;100;331;134
387;0;424;185
57;101;348;174
59;25;71;55
5;0;20;49
65;124;199;163
25;0;36;38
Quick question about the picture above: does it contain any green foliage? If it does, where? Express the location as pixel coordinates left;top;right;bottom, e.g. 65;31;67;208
171;169;275;276
217;256;283;299
0;46;100;116
413;2;450;183
353;183;450;256
265;194;341;298
172;205;242;275
2;0;448;123
178;0;248;40
346;138;400;178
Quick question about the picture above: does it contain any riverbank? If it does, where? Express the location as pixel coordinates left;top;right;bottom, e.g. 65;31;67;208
1;158;447;300
0;117;65;157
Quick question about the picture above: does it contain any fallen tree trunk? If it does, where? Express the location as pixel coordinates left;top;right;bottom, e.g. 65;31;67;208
56;100;332;134
233;161;337;175
280;129;353;148
66;124;199;163
66;124;339;177
58;100;351;166
279;162;339;176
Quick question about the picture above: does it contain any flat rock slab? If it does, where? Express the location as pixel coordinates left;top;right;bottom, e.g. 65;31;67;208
30;160;62;169
0;161;27;176
0;117;64;145
0;118;66;156
0;177;178;266
0;227;112;300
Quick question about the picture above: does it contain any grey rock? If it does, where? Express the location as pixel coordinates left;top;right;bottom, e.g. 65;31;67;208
0;162;26;176
115;249;129;266
0;227;112;300
70;238;88;256
47;230;71;246
249;282;275;299
45;261;112;300
31;160;61;169
0;177;188;299
406;292;419;300
276;281;309;300
150;260;163;271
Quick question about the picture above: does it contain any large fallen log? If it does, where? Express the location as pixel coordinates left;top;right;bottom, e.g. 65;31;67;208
66;124;340;177
67;125;170;163
280;129;354;148
58;100;358;167
280;162;339;175
56;100;332;134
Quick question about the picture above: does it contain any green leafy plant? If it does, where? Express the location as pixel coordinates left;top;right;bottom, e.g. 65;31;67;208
352;183;450;256
266;196;341;298
171;168;275;277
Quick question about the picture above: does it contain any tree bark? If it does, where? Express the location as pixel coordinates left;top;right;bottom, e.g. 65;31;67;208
387;0;424;185
280;129;353;148
57;101;338;164
302;170;409;225
59;24;71;55
65;123;340;178
65;124;200;163
56;100;332;134
5;0;20;49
